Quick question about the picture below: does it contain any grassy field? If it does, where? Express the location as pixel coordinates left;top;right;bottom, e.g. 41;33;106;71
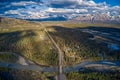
0;53;17;63
0;17;58;66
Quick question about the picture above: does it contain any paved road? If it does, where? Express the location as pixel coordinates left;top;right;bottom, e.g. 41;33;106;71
0;60;120;73
0;62;57;72
63;61;120;72
0;52;120;73
40;23;65;80
0;52;57;72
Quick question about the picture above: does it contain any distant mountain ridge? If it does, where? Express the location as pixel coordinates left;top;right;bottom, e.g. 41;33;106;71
68;13;120;24
1;14;120;24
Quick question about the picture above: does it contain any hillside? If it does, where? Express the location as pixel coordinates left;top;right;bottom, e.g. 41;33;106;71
1;17;120;65
0;17;58;66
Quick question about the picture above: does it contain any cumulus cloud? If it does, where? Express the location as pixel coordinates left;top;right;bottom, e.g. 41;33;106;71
45;8;88;14
11;1;43;6
11;1;36;6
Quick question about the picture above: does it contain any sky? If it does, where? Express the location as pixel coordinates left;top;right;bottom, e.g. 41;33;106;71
0;0;120;21
94;0;120;6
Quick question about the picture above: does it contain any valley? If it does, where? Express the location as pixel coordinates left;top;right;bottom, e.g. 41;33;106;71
0;17;120;80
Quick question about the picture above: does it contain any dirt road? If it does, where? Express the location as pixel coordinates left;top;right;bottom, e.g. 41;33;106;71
40;23;65;80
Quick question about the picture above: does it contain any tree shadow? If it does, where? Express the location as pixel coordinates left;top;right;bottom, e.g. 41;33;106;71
47;25;120;63
81;26;120;38
0;67;43;80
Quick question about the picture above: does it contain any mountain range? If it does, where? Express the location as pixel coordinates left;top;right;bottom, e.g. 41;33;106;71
68;13;120;24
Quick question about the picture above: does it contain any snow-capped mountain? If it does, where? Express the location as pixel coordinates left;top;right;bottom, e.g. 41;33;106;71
69;13;120;23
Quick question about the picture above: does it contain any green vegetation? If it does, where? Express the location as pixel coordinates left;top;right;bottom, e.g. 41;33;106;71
47;26;101;65
0;17;40;28
44;22;120;65
0;53;17;63
66;71;120;80
0;17;120;66
0;17;58;66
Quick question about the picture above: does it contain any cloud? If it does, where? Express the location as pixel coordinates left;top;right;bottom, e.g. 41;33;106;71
11;1;36;6
11;1;43;7
45;8;88;14
0;0;120;20
48;0;97;8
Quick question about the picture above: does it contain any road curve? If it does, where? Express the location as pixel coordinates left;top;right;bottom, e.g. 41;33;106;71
0;60;120;72
63;61;120;72
0;62;57;72
0;52;57;72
